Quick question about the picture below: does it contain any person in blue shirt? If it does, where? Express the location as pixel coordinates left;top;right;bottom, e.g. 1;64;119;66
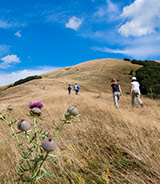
74;83;80;95
111;78;122;108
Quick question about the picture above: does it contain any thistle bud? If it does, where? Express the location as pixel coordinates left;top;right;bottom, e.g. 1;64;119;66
67;105;78;116
18;119;31;131
44;131;49;136
64;112;70;119
7;105;13;112
30;107;42;116
42;138;56;152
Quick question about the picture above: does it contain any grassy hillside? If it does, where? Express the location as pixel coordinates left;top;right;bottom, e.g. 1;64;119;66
42;59;140;93
0;59;160;184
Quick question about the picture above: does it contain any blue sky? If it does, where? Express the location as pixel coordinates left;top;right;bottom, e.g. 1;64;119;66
0;0;160;85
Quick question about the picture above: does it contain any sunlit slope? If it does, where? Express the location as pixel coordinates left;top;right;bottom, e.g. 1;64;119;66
0;59;160;183
0;59;140;95
42;59;140;93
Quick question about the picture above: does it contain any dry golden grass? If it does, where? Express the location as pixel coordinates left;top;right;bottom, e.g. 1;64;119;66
42;59;141;93
0;59;160;183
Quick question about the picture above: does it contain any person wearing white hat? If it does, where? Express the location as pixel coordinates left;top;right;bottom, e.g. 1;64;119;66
131;77;143;107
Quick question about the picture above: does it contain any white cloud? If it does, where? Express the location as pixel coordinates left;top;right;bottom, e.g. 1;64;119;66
46;11;67;24
0;67;59;86
0;20;16;28
92;46;128;54
0;19;26;29
91;1;160;59
94;0;119;20
15;31;22;37
0;45;10;56
0;55;21;69
118;0;160;37
65;16;83;31
1;55;20;63
107;0;119;14
92;42;160;59
95;6;106;17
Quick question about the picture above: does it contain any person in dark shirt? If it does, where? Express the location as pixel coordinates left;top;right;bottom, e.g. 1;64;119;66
111;78;122;108
67;84;72;95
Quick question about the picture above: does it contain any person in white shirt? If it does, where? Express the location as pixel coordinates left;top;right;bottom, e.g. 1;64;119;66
74;83;80;95
130;77;143;107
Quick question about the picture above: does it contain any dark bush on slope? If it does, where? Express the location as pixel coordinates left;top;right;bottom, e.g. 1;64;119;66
131;60;160;98
9;75;42;88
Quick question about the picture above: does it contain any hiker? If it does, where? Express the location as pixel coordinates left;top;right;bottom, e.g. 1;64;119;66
111;78;122;108
67;84;72;95
74;83;80;95
130;77;143;107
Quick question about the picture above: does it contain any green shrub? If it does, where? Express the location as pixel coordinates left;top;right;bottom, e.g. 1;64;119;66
132;60;160;98
129;69;134;75
150;84;160;95
9;75;42;88
131;59;160;67
124;58;131;61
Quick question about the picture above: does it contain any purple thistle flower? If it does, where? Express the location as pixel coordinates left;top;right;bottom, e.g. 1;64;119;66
29;101;44;109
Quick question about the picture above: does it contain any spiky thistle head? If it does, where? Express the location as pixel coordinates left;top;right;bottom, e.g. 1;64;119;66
67;105;79;116
7;105;14;112
17;119;31;131
42;138;56;152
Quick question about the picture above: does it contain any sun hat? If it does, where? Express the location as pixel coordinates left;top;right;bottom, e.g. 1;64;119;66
132;77;137;80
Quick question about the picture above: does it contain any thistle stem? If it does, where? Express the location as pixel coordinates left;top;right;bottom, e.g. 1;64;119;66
1;116;31;171
31;152;49;184
33;117;38;157
9;123;32;171
10;126;23;150
54;121;67;138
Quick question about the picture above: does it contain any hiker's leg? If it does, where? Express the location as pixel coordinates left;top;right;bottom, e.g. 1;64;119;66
113;93;119;108
131;91;135;107
117;92;120;107
136;94;143;106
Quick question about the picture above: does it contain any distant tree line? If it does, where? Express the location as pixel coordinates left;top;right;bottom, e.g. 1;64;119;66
128;59;160;98
123;58;131;61
8;75;42;88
